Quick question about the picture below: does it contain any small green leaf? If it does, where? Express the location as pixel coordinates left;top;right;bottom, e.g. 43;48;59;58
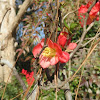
58;27;61;31
70;23;78;31
64;20;70;30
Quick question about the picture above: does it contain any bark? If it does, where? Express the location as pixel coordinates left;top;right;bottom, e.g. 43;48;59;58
0;0;33;83
0;0;16;83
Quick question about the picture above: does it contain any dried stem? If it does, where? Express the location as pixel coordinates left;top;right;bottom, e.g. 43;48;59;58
75;66;84;100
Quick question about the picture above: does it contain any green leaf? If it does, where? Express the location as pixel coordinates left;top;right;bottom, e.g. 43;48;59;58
70;23;78;31
64;20;70;30
58;27;61;31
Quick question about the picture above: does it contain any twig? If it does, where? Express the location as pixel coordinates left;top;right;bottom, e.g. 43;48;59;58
62;9;78;23
7;0;33;38
75;66;84;100
68;59;71;78
82;32;100;47
10;90;26;100
26;2;43;14
55;0;59;42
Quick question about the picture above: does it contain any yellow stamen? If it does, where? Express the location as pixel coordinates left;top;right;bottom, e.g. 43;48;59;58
60;33;64;35
42;47;56;57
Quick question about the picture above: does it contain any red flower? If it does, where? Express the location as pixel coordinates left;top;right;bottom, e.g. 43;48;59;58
78;0;100;26
26;72;34;85
57;32;68;47
22;69;34;85
22;69;27;75
32;38;70;68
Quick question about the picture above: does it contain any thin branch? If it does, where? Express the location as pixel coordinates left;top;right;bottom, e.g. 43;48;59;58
26;2;43;14
7;0;33;37
75;66;84;100
10;90;26;100
82;32;100;47
39;78;69;90
83;0;97;31
62;9;78;23
70;22;95;58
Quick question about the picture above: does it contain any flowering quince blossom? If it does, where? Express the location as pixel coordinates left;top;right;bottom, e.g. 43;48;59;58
57;32;77;51
78;0;100;26
66;43;77;51
22;69;34;85
32;38;70;68
57;32;68;47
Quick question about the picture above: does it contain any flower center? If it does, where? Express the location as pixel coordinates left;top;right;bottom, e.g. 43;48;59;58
60;32;64;35
42;47;56;57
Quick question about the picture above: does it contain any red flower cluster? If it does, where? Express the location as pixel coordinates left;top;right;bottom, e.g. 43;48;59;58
32;32;77;69
32;38;70;68
78;0;100;26
22;69;34;85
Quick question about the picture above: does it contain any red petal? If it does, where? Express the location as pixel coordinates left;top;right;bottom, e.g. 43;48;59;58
41;38;54;48
40;38;45;46
50;56;59;65
78;5;88;14
89;1;100;16
78;5;88;26
32;43;43;57
30;72;34;76
59;52;70;63
39;56;51;68
57;35;67;47
53;43;62;56
67;43;77;50
22;69;27;75
47;39;54;48
26;73;30;78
